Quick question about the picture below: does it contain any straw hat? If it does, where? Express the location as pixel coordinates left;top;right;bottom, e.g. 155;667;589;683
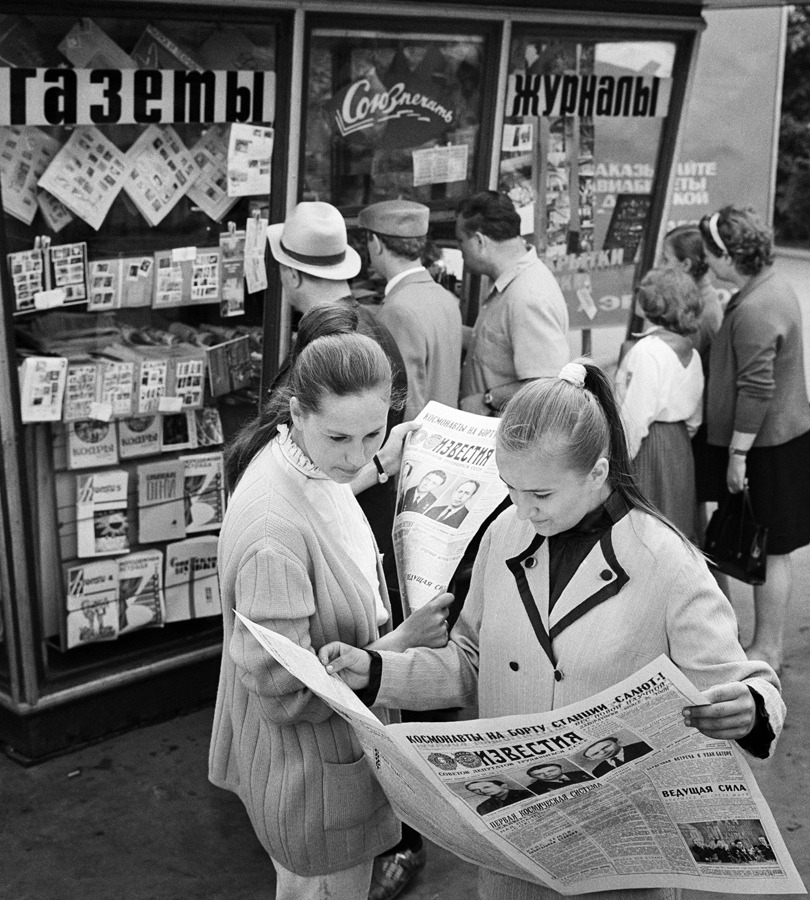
267;202;361;280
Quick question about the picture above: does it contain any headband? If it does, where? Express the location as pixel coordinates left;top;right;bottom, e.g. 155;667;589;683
558;362;587;388
707;213;728;256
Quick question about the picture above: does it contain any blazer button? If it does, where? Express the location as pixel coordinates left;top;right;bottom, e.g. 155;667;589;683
554;669;563;682
600;569;613;581
509;661;519;671
524;557;537;569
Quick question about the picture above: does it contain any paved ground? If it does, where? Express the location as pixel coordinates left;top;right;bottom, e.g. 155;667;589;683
2;545;808;899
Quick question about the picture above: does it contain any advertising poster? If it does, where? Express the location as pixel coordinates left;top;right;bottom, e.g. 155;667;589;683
499;38;674;330
664;7;785;233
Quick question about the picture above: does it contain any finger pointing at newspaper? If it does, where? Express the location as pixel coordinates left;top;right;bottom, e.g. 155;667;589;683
682;681;756;740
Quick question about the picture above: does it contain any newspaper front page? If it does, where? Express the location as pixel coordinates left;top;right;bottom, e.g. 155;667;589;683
235;614;804;896
393;402;508;614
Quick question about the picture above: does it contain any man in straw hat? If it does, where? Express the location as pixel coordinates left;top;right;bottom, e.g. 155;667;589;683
360;199;462;420
269;203;426;898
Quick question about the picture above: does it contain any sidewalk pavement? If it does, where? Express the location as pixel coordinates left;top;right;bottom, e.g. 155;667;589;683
2;547;808;900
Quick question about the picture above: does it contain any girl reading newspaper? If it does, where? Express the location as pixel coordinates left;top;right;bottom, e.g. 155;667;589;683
320;360;784;900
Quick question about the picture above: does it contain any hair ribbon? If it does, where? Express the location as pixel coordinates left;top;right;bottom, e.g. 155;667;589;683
707;213;728;256
558;362;587;388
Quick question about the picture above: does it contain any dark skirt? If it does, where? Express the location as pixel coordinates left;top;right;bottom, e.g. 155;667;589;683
701;429;810;555
634;421;698;542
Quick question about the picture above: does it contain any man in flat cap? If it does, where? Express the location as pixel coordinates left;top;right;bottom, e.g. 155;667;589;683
360;199;462;420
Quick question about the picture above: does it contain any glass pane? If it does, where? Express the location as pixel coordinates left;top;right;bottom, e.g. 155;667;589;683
499;33;676;329
304;26;487;213
0;12;278;667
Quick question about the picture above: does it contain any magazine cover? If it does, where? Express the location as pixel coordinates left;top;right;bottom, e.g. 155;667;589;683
118;549;165;634
63;558;120;648
119;415;162;458
66;419;119;470
181;451;225;533
163;536;221;622
137;459;186;543
76;469;130;557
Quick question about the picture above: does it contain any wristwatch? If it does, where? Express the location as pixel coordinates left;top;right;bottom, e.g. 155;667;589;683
483;391;497;411
372;454;389;483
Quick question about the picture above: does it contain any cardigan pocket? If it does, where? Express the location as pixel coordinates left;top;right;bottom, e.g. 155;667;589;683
322;755;388;831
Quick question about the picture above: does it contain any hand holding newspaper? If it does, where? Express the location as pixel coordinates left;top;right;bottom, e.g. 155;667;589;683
393;402;509;614
236;611;805;896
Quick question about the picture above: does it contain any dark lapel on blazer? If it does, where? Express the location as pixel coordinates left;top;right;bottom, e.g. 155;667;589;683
505;502;631;663
506;533;554;665
549;528;629;640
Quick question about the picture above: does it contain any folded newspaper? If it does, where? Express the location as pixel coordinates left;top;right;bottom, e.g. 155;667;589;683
393;402;509;614
236;613;804;896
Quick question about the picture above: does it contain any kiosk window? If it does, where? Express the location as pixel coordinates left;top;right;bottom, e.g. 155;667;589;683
303;25;488;213
498;35;677;330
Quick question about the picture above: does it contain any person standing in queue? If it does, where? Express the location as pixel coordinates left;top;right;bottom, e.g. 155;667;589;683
360;198;463;420
209;327;452;900
457;191;569;416
320;360;784;900
699;206;810;673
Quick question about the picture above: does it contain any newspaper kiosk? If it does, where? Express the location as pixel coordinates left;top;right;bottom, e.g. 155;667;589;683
0;0;773;761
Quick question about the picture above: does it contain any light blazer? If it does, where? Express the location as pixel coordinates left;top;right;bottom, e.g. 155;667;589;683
375;506;784;900
376;505;784;740
208;442;399;876
377;270;462;419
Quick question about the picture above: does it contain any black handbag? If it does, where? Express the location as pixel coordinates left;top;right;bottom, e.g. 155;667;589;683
703;487;768;584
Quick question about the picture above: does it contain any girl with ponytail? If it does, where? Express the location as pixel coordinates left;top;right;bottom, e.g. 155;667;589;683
321;360;785;900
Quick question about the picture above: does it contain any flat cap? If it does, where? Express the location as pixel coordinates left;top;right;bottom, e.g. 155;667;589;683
358;200;429;238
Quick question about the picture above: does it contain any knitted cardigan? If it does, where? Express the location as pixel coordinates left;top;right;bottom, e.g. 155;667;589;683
208;440;399;875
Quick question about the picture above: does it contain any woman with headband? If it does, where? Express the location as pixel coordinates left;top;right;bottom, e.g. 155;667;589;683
320;361;784;900
699;206;810;673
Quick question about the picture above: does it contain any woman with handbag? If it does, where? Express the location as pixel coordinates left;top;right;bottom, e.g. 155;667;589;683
209;321;452;900
699;205;810;673
614;267;704;540
320;361;785;900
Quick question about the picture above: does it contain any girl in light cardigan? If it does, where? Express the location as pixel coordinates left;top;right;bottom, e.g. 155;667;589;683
321;361;784;900
209;319;450;900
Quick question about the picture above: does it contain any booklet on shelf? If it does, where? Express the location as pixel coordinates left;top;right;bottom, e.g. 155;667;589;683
66;420;119;470
76;469;130;557
181;451;226;533
118;549;165;635
119;415;162;459
18;355;68;423
137;459;186;544
63;558;120;649
163;535;221;622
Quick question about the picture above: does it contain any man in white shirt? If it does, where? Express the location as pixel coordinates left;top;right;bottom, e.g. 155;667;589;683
457;191;569;416
360;199;462;420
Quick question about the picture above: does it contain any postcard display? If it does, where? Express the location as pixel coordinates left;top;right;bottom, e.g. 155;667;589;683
0;14;278;651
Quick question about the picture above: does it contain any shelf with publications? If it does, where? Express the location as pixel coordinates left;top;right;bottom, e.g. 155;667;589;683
0;11;281;657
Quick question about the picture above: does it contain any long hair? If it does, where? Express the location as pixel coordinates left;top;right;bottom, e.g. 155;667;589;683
497;361;690;540
225;317;392;490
